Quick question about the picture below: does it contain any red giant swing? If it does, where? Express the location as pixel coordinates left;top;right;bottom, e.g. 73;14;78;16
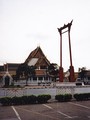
58;20;75;82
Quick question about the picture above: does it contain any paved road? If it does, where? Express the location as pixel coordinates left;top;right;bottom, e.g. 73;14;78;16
0;101;90;120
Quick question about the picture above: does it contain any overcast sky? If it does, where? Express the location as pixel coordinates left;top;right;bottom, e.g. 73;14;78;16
0;0;90;72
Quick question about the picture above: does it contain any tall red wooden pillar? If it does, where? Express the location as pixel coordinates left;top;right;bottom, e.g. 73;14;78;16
68;24;75;82
58;29;64;82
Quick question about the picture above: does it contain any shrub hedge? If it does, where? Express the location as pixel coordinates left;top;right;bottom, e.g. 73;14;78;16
0;97;12;106
0;94;51;106
0;93;90;106
27;95;37;104
37;94;51;103
55;94;72;102
12;96;22;105
74;93;90;101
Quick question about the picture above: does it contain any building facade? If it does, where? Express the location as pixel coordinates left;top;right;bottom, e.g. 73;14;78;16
0;46;52;83
24;46;52;83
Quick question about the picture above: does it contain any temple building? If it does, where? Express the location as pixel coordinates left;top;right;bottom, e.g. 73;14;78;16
0;46;52;83
24;46;52;83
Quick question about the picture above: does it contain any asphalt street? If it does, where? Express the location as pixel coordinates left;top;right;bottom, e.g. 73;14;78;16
0;101;90;120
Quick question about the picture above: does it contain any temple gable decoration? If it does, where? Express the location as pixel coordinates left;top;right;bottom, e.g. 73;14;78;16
25;46;50;69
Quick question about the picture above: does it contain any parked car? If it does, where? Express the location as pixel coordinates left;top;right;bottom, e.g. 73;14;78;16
83;79;90;85
75;78;84;86
75;78;90;85
38;82;51;86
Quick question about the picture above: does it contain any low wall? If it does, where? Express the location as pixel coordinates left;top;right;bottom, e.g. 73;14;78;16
0;88;56;98
0;85;90;98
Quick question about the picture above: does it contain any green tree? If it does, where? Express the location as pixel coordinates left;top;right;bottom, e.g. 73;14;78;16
16;63;36;85
48;63;59;81
78;67;87;80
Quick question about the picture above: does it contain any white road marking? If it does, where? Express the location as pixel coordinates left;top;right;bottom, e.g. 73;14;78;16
43;104;73;118
17;106;60;120
88;116;90;118
69;102;90;109
43;104;53;109
11;106;21;120
57;111;72;118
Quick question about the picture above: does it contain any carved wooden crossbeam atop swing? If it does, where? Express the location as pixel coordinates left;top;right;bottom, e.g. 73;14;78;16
58;20;73;33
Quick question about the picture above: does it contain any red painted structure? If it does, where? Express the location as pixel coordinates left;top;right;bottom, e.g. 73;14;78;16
58;20;75;82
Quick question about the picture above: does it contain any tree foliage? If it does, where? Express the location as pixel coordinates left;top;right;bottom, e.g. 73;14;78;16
16;63;36;81
78;67;87;80
48;63;59;81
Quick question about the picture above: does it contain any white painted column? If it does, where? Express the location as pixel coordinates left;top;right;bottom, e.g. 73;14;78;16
37;77;39;83
43;77;45;82
31;77;33;83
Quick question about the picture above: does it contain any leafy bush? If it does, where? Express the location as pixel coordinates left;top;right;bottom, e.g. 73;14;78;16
0;95;37;106
0;97;12;106
55;94;72;102
21;96;28;105
74;93;90;101
64;94;72;102
74;94;84;101
27;95;37;104
19;95;37;104
55;94;64;102
82;93;89;100
37;94;51;103
12;96;22;105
